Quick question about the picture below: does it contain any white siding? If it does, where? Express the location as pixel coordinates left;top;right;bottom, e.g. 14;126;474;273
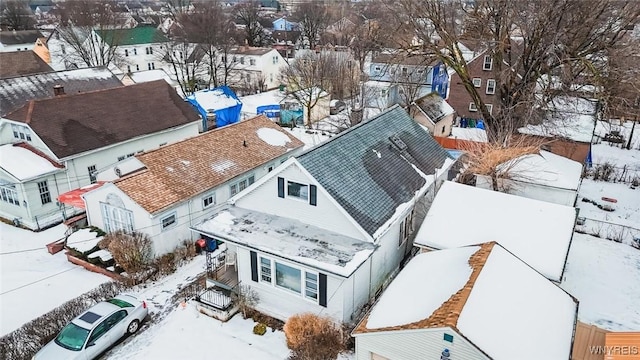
475;175;578;207
355;328;489;360
234;162;367;241
83;183;152;237
235;246;350;322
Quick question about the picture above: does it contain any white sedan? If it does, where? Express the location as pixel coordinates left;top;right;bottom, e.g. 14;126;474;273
34;294;149;360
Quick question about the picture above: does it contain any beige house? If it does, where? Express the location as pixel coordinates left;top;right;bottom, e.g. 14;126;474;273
280;87;331;126
409;92;455;137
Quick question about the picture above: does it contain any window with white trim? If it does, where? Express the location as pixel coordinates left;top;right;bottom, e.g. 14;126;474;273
145;47;153;55
259;256;320;303
287;181;308;201
305;272;318;300
229;174;255;196
485;104;493;115
276;262;301;293
0;185;20;206
469;102;478;112
260;256;272;283
472;78;482;87
11;124;32;141
202;192;216;208
100;203;134;233
161;213;176;230
486;79;496;94
250;58;256;66
147;62;155;70
124;49;129;57
483;55;493;70
38;181;51;204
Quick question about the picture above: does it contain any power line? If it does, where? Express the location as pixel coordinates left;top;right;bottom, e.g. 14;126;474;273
0;267;79;296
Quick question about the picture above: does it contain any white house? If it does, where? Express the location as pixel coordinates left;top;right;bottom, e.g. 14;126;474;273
0;80;201;230
413;181;577;282
95;27;169;75
190;106;455;323
475;150;584;206
353;242;579;360
223;46;286;93
82;115;304;255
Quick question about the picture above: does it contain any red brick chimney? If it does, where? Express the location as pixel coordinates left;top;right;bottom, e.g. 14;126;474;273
53;84;65;96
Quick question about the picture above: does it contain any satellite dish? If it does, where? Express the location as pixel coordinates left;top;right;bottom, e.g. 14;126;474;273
114;167;122;177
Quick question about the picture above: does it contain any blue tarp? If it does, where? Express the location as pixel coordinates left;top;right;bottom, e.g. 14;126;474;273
186;86;242;130
257;104;281;118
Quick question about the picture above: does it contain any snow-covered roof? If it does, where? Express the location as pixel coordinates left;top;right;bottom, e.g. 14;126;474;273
449;127;488;142
191;206;375;277
413;181;576;281
189;87;242;112
496;150;583;190
518;96;598;143
0;144;61;181
413;92;454;124
129;69;175;85
239;89;286;117
355;242;578;360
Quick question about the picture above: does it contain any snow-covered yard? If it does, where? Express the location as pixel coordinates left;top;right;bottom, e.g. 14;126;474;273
577;178;640;231
0;223;109;335
561;232;640;331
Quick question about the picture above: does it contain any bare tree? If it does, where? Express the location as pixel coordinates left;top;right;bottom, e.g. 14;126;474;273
56;0;127;68
161;41;206;96
294;2;330;49
0;0;35;30
174;0;240;89
235;1;268;47
281;51;334;128
394;0;640;143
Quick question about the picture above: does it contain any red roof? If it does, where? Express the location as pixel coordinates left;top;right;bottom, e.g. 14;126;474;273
57;182;105;209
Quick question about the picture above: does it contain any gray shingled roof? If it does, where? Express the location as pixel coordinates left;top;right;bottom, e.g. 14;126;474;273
297;105;453;236
0;67;123;116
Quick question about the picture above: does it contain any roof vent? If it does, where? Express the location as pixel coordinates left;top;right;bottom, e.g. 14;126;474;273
53;84;65;96
389;134;407;151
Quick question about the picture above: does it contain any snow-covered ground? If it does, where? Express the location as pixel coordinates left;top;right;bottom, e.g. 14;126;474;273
561;232;640;331
0;223;110;335
577;178;640;231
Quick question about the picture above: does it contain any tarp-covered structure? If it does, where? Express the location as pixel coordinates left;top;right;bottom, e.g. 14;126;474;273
186;86;243;130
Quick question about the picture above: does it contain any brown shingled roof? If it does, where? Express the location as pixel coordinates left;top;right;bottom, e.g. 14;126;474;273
5;80;200;159
115;115;304;214
0;51;53;78
353;242;495;335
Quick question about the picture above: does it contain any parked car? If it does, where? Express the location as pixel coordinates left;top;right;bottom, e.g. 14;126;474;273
33;294;148;360
330;99;346;115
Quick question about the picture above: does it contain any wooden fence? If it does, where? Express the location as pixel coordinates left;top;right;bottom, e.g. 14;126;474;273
573;321;609;360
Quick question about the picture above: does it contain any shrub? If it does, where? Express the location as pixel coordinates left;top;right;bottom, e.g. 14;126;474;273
156;253;177;275
253;323;267;335
233;284;260;319
106;231;153;275
283;313;345;360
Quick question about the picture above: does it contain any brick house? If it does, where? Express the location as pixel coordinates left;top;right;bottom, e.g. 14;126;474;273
447;49;498;124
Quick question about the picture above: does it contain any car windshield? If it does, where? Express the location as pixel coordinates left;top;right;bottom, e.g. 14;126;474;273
54;322;89;351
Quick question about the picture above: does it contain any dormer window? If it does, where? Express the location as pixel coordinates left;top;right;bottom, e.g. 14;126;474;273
250;58;256;66
287;181;308;201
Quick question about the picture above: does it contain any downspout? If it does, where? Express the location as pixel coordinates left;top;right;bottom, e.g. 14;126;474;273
53;173;67;220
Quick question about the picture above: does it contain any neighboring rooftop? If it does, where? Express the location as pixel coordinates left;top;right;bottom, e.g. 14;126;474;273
187;86;242;113
96;27;169;46
0;143;62;181
192;206;375;277
5;80;200;159
0;67;122;116
518;96;598;143
0;51;53;79
115;115;304;214
495;150;583;190
355;242;578;360
0;30;44;45
228;46;273;56
371;51;437;66
449;127;488;142
296;105;454;237
412;92;454;124
413;181;576;281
